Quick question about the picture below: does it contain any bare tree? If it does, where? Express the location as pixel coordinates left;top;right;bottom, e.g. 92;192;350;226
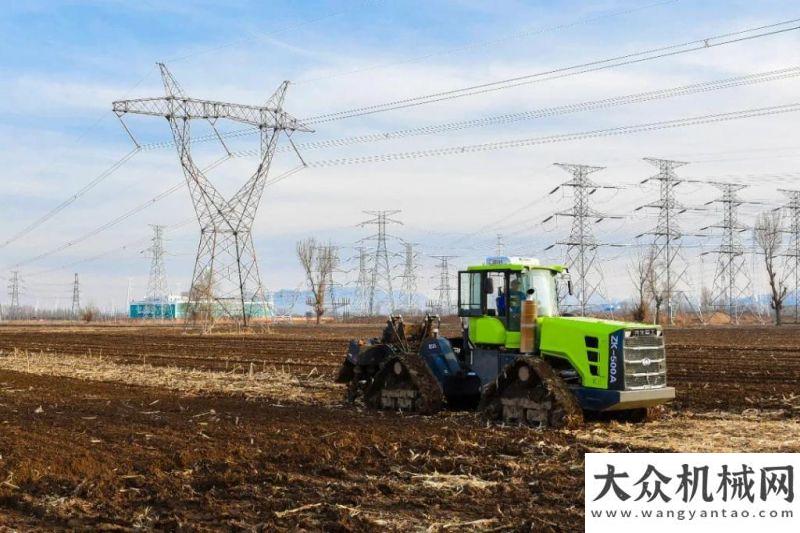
188;270;216;328
646;253;666;325
628;249;655;322
297;238;338;324
754;211;788;325
699;287;713;314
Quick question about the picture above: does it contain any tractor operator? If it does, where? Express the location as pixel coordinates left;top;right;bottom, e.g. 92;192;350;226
507;278;526;329
496;287;506;315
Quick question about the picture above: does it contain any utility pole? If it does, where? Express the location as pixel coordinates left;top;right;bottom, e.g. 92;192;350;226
635;158;700;324
779;189;800;322
71;273;81;317
700;183;758;323
431;255;457;316
544;163;622;316
146;224;168;303
399;242;419;313
359;210;402;315
113;63;312;326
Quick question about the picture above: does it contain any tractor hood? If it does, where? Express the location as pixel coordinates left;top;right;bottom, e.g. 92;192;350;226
537;315;662;390
544;315;661;334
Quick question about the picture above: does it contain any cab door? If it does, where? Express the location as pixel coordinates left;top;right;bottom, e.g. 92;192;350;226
457;271;483;317
458;270;509;346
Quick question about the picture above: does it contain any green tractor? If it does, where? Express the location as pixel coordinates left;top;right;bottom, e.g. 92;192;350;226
336;256;675;427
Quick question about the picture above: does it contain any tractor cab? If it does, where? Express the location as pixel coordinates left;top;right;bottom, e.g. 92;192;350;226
458;256;565;350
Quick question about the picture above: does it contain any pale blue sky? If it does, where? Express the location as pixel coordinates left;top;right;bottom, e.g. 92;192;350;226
1;0;799;311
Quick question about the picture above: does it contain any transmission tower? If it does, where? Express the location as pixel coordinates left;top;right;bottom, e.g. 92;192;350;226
495;233;506;255
779;189;800;322
544;163;622;315
359;210;402;315
323;244;349;319
7;271;20;309
352;245;370;316
399;242;419;313
635;158;701;324
146;224;168;302
700;183;757;323
431;255;457;316
113;63;312;326
71;273;81;316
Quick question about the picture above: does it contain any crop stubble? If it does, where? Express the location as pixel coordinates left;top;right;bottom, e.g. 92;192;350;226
0;323;798;530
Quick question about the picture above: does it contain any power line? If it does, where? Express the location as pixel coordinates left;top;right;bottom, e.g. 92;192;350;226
295;0;681;84
303;102;800;167
6;63;797;254
0;64;163;250
7;162;298;271
302;17;800;124
0;148;140;249
12;100;800;272
25;219;194;279
275;66;800;154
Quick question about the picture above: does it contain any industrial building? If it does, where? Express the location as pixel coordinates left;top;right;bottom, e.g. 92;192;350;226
128;295;274;320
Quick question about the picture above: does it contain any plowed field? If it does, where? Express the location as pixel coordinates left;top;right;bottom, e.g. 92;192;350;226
0;322;798;530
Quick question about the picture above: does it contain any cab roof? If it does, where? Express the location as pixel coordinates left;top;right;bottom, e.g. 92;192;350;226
466;263;566;273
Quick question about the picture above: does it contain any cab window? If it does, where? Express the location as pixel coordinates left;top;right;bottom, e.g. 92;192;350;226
507;272;530;330
485;272;506;319
457;271;482;317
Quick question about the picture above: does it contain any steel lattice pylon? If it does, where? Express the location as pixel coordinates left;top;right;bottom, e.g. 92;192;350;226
352;245;370;316
544;163;622;315
146;224;168;302
8;271;20;309
71;273;80;317
431;255;456;316
359;210;402;315
779;189;800;322
113;64;312;325
700;183;753;323
635;158;701;324
399;242;419;313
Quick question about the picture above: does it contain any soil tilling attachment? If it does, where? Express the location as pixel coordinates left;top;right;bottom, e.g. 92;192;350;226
364;353;443;414
480;356;583;429
336;315;579;427
336;315;479;415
